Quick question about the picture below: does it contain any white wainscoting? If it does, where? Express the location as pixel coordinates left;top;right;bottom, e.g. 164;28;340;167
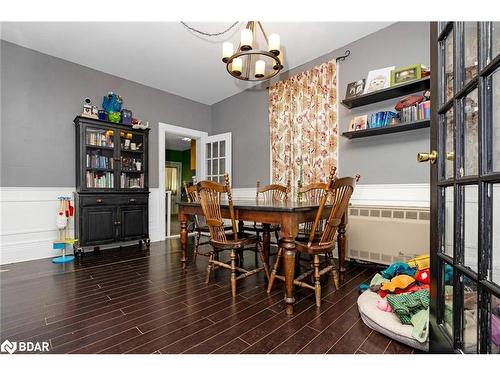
0;187;76;265
233;183;430;208
0;187;164;265
0;184;428;264
350;183;429;208
148;188;163;243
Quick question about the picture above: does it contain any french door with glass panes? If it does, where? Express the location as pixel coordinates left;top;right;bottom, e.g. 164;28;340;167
204;133;232;184
427;22;500;354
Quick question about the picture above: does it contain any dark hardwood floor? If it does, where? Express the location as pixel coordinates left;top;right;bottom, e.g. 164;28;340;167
0;238;418;354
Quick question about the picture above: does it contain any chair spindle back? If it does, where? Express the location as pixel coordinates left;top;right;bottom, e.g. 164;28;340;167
196;174;238;243
256;178;291;203
315;174;360;246
297;167;337;234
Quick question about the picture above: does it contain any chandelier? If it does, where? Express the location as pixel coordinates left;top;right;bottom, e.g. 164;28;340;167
221;21;283;81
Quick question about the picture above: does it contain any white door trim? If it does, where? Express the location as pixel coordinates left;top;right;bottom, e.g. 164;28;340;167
158;122;208;239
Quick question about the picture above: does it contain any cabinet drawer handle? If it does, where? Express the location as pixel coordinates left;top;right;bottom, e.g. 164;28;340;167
129;198;136;203
96;199;103;203
114;221;121;225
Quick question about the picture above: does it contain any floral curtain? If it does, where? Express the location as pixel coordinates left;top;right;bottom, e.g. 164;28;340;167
269;59;338;197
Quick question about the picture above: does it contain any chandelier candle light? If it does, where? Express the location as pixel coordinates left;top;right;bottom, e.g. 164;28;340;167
221;21;283;81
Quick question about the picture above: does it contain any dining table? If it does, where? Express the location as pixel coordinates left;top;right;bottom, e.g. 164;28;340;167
177;199;348;315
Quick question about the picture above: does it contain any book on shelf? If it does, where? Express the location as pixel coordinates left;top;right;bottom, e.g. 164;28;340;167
368;111;398;128
86;130;114;148
120;173;144;189
399;100;431;123
86;171;114;188
86;152;114;169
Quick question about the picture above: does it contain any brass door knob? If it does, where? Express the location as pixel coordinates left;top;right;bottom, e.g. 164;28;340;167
417;150;438;164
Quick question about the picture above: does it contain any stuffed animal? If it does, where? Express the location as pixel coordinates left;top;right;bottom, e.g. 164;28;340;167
415;269;430;284
102;91;123;113
407;254;430;270
380;274;416;293
358;284;370;293
377;298;393;312
381;262;416;279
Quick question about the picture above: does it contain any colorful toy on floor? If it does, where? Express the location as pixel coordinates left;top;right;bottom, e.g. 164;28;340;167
358;283;370;293
415;269;430;284
52;196;77;264
377;298;393;312
380;274;416;293
407;254;430;270
381;262;416;279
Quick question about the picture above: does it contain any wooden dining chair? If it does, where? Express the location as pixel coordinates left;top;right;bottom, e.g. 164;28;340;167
184;182;232;262
297;167;337;238
242;179;291;244
267;173;360;307
197;174;270;297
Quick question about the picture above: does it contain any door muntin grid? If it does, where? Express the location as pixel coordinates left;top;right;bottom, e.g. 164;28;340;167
436;22;500;353
206;140;227;184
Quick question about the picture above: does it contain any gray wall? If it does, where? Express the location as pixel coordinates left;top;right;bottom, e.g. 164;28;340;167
211;22;430;187
0;40;211;188
211;89;270;188
1;22;430;189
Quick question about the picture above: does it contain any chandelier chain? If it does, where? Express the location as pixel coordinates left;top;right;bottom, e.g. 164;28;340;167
180;22;239;37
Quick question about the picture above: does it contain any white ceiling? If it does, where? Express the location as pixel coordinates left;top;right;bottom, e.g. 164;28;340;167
0;22;393;105
166;133;191;151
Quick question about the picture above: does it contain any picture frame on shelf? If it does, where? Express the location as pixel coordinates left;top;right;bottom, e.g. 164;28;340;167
345;79;365;99
348;115;368;132
363;66;395;94
390;64;423;86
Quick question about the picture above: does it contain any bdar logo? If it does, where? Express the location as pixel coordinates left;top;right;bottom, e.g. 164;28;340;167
1;340;17;354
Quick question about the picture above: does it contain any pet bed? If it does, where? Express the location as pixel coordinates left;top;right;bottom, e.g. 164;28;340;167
357;289;429;352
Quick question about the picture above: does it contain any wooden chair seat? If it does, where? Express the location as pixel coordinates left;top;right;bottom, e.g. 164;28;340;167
210;232;259;250
199;224;233;233
293;239;337;254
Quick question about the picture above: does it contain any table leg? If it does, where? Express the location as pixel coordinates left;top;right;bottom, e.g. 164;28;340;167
280;216;298;315
179;212;188;270
281;237;296;315
337;213;347;273
262;223;271;266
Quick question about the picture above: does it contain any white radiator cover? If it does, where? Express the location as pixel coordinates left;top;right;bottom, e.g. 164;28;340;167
347;205;429;265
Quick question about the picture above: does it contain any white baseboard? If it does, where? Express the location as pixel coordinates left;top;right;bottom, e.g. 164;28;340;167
233;184;430;208
0;187;163;265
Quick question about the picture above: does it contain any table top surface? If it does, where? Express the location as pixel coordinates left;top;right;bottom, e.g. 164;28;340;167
178;199;332;212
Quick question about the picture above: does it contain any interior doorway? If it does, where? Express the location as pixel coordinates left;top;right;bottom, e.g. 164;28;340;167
165;135;193;235
158;123;208;239
158;123;232;239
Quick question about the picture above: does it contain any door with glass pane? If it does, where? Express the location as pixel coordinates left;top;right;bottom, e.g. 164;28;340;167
428;22;500;354
204;133;232;184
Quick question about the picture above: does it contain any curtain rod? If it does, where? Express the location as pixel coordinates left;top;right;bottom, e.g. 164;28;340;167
265;49;351;89
335;50;350;62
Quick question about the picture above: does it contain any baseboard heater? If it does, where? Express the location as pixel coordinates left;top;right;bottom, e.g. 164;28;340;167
346;205;429;266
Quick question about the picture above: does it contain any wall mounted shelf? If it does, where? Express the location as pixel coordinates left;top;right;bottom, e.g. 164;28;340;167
341;77;430;109
341;119;430;139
